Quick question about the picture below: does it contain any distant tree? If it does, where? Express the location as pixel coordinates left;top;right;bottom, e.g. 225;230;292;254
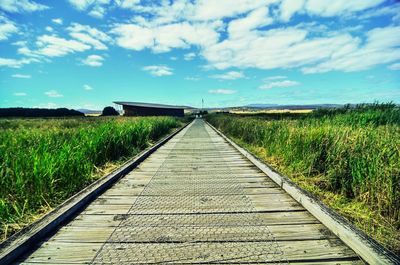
0;108;84;117
101;106;119;116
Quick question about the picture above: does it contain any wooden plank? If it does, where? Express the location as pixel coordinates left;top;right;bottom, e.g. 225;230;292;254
68;211;320;227
83;204;131;215
99;187;284;197
17;260;366;265
123;171;268;179
48;223;335;243
92;193;296;205
117;177;274;184
21;239;359;263
135;165;262;172
82;199;303;214
21;242;102;264
101;187;145;197
110;181;279;190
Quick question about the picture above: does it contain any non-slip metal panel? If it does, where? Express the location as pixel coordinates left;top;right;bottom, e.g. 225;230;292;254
91;120;288;264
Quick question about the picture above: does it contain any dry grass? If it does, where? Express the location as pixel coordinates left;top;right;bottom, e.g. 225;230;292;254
231;109;313;114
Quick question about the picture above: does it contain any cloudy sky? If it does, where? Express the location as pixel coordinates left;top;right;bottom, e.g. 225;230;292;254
0;0;399;109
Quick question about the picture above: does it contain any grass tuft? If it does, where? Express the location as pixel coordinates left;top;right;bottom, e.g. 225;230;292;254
206;103;400;254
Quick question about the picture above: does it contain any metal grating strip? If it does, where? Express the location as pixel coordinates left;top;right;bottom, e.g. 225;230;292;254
92;119;288;264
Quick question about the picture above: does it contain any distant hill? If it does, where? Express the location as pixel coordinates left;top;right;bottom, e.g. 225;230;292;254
245;104;279;108
206;104;344;112
76;109;102;115
0;108;84;117
243;104;343;110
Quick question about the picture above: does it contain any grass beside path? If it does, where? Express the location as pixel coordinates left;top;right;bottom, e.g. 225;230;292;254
0;116;183;241
206;103;400;255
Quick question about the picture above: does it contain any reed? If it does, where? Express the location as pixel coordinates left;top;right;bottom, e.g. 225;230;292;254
206;104;399;252
0;116;181;239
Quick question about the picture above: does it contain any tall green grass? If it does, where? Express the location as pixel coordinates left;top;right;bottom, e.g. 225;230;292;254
206;104;399;252
0;117;181;238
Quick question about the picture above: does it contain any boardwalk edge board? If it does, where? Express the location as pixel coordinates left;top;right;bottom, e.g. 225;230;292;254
206;121;400;265
0;121;192;265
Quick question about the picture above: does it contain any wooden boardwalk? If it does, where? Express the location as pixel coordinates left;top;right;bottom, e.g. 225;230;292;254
18;119;364;264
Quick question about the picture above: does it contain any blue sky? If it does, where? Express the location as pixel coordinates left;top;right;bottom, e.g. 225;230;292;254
0;0;399;109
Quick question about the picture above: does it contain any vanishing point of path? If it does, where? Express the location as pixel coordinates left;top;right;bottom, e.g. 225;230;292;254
19;119;363;264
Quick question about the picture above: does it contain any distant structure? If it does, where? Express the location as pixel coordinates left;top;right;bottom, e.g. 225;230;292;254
114;102;189;117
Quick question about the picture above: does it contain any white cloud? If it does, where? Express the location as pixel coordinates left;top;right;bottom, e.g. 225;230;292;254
12;73;31;78
0;0;49;13
111;24;153;51
116;0;140;9
65;0;387;26
358;3;400;21
259;80;299;89
184;52;196;61
103;0;397;75
68;23;111;50
0;15;18;41
111;21;221;53
388;63;400;71
211;71;245;80
45;26;53;32
280;0;304;21
81;55;104;67
16;46;38;58
304;0;386;17
191;0;277;21
278;0;387;21
114;0;275;26
185;76;200;81
265;75;287;80
35;35;91;57
68;0;110;18
69;32;108;50
142;65;173;76
88;5;106;18
83;84;93;90
67;0;93;10
114;0;383;26
203;23;400;74
45;90;63;98
0;57;34;68
14;92;27;96
0;22;17;40
69;23;111;42
209;89;237;94
52;18;63;25
204;27;337;69
12;28;105;59
0;0;396;77
228;6;272;38
302;26;400;73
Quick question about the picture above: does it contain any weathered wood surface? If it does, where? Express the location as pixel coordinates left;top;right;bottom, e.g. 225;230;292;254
17;119;364;264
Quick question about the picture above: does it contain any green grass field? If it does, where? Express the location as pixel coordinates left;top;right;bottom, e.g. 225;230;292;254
0;116;182;240
206;103;400;254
